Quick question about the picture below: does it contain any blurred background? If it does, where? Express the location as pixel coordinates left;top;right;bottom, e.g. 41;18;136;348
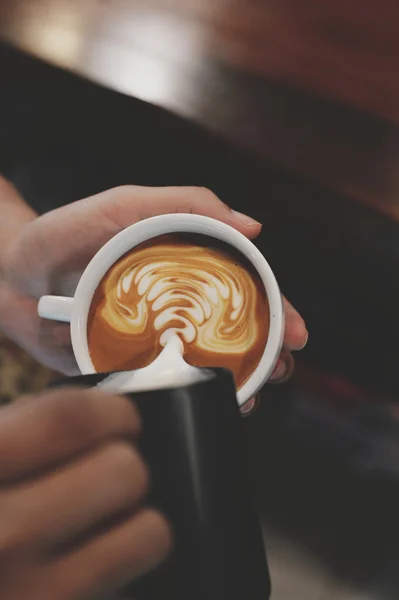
0;1;399;598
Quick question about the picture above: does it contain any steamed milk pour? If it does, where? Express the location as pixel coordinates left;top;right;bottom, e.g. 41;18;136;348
98;334;212;393
87;234;270;390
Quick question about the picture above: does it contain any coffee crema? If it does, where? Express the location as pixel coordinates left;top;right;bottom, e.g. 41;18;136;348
87;234;269;388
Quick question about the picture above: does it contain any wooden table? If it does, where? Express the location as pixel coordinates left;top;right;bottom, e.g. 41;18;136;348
1;0;399;220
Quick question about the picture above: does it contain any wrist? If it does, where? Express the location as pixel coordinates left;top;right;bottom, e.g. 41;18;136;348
0;176;36;271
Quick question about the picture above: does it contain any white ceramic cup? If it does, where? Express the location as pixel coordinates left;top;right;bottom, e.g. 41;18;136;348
38;214;284;406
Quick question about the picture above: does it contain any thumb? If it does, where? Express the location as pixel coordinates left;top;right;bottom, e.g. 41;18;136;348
8;186;262;294
36;185;261;261
94;186;262;239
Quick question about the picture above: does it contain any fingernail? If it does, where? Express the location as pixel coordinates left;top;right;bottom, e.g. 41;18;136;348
231;210;262;227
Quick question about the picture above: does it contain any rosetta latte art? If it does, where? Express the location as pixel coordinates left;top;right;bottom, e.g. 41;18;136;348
88;235;269;387
99;244;259;355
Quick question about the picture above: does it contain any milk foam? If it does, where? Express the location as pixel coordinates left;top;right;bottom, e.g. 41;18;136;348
97;335;213;393
99;243;260;357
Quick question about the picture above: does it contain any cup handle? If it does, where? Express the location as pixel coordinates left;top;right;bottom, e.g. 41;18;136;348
38;296;73;323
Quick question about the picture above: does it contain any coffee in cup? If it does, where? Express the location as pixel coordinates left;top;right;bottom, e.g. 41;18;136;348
87;234;269;390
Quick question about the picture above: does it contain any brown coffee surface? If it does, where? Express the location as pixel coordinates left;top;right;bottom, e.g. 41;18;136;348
87;234;269;389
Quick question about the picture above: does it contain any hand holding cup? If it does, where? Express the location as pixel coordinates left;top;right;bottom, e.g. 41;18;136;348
0;184;307;394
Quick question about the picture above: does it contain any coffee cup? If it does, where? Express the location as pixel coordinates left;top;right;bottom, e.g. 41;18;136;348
38;214;284;405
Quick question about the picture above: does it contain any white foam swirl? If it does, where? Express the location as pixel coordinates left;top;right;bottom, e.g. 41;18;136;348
99;243;261;355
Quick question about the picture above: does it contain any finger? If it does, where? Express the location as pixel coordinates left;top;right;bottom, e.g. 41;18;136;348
97;185;262;238
12;441;149;550
0;390;141;481
269;351;295;384
240;394;260;417
54;508;172;598
283;298;308;351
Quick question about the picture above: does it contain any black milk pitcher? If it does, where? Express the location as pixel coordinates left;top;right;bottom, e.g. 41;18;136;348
51;368;271;600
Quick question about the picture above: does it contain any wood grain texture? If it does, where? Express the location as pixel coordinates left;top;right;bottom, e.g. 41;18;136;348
1;0;399;218
1;0;399;120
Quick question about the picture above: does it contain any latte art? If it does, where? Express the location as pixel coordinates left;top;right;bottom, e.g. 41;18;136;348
88;235;270;389
102;245;259;355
